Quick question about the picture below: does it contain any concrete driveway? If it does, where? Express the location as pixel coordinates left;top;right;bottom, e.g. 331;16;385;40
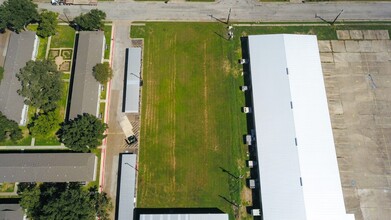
101;20;134;219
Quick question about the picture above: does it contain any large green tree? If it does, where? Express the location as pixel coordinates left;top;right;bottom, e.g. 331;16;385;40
37;10;58;38
16;60;63;112
0;111;23;142
28;110;60;138
57;113;107;152
92;63;113;84
19;183;113;220
0;0;38;32
72;9;106;31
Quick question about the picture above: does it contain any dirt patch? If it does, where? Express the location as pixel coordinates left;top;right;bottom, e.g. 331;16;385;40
223;59;231;76
59;61;71;72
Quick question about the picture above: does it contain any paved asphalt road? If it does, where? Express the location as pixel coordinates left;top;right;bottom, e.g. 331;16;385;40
39;0;391;22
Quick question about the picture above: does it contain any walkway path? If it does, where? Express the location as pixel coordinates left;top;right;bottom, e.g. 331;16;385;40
0;145;67;150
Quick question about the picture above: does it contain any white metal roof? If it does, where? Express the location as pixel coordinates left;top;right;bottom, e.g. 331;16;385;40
248;34;355;220
124;48;141;113
117;154;137;220
139;214;229;220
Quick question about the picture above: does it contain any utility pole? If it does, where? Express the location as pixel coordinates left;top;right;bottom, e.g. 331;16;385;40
315;10;344;26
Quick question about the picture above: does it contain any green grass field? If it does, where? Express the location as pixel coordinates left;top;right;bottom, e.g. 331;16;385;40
51;25;76;48
133;23;249;218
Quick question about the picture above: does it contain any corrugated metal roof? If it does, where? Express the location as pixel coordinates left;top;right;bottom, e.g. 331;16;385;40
117;154;137;220
0;153;97;182
68;31;105;120
0;31;37;125
248;34;355;220
124;47;141;113
139;214;229;220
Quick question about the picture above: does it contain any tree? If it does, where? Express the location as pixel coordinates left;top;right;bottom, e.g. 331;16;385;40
89;186;113;220
72;9;106;31
19;183;112;220
0;66;4;83
19;183;41;219
37;10;58;38
0;111;23;142
16;60;63;112
57;113;107;152
0;0;39;32
92;63;113;84
28;110;60;137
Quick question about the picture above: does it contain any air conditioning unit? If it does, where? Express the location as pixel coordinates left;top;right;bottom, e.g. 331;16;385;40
251;209;261;216
246;135;252;145
243;107;251;113
249;179;256;189
238;59;248;64
247;160;254;168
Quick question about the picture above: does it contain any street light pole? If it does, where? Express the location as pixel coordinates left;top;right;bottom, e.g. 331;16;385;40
125;162;138;171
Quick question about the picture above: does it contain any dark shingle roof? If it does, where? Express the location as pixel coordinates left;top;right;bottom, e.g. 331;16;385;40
68;31;105;120
0;31;36;125
0;153;97;182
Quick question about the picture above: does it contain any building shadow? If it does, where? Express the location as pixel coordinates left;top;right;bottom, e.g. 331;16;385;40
65;33;79;121
240;36;263;219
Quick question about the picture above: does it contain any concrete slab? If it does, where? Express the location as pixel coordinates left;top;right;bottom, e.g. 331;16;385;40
320;52;334;63
371;40;388;52
334;53;361;63
345;41;360;52
337;30;351;40
362;30;378;40
349;30;364;40
375;30;390;40
376;52;389;62
322;35;391;220
358;41;372;52
331;40;346;52
318;40;332;52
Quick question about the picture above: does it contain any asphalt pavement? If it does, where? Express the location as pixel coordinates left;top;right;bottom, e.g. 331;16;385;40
38;0;391;22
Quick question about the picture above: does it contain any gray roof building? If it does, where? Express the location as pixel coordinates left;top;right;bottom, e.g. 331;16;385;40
123;48;141;113
0;31;38;125
68;31;105;120
0;153;97;183
0;204;24;220
139;214;229;220
116;153;137;220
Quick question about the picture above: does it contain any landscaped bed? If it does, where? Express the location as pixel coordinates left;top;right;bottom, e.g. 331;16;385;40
0;183;15;193
103;25;112;59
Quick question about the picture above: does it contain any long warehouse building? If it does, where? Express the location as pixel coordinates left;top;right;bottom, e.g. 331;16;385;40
247;34;355;220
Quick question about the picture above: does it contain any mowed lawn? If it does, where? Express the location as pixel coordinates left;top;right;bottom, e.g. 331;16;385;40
135;23;248;216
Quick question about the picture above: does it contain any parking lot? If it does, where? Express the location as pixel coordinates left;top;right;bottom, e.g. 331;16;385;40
320;30;391;220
